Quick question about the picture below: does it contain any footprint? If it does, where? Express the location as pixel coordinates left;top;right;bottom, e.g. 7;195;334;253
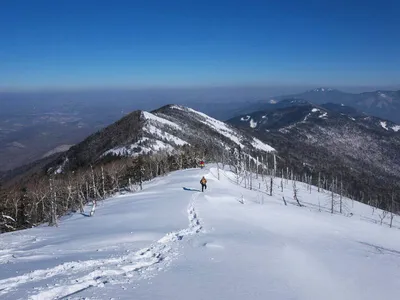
203;242;224;249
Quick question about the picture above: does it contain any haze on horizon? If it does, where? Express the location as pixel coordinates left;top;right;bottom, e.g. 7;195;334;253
1;0;400;93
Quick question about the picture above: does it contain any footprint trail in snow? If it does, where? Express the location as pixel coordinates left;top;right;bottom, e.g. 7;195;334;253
0;196;203;300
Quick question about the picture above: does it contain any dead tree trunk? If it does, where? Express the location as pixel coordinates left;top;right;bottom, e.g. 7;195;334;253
101;166;106;199
339;179;343;214
331;180;334;214
269;177;273;196
390;192;395;228
318;172;321;192
293;181;301;207
48;178;58;227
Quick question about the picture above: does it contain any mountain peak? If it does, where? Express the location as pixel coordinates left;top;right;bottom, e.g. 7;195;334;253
311;87;335;92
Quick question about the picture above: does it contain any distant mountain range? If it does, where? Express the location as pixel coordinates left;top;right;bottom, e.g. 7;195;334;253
240;88;400;124
228;100;400;201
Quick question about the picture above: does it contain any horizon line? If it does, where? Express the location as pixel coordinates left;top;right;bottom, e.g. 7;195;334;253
1;83;399;94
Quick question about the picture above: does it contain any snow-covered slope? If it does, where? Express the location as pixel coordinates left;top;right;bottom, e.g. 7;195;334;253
1;165;399;300
265;88;400;124
228;102;400;203
102;106;274;158
51;105;274;172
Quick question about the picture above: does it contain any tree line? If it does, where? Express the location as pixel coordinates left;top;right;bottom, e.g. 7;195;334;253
1;142;398;233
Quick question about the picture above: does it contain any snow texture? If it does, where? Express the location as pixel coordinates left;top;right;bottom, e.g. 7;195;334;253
392;125;400;132
319;112;328;119
103;106;274;158
251;138;275;152
184;106;274;152
2;166;399;300
249;118;257;128
142;111;181;130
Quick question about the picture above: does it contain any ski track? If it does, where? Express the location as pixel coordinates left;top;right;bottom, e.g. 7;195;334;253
0;194;203;300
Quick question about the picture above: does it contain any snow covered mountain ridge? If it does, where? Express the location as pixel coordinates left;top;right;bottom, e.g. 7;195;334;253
230;101;400;133
228;101;400;207
50;104;274;173
267;88;400;124
104;105;274;157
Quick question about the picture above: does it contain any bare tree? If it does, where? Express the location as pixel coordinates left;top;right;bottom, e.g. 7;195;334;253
318;172;321;192
261;155;264;181
293;181;302;207
249;161;253;190
101;166;106;198
8;187;20;224
339;178;343;214
286;167;289;186
331;180;335;214
48;177;58;227
256;156;259;179
378;209;388;225
390;192;396;228
269;177;273;196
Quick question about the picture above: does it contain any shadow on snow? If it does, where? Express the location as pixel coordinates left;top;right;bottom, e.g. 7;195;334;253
182;187;202;192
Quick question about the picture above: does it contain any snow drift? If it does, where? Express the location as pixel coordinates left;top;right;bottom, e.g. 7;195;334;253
1;165;399;300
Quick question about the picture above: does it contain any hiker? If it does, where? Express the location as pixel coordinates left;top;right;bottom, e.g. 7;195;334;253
200;176;207;192
199;160;205;169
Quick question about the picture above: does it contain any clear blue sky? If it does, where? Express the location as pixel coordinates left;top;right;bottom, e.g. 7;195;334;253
1;0;399;90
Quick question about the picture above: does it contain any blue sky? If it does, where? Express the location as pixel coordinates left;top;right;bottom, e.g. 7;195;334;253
1;0;399;90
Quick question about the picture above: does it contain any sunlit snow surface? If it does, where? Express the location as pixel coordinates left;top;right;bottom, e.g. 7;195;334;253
1;165;400;299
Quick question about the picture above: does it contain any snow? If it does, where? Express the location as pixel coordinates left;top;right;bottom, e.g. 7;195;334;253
313;88;333;92
311;108;320;112
1;215;16;222
144;124;187;146
1;165;400;300
319;112;328;119
249;118;257;128
251;138;275;152
185;107;274;152
303;113;311;121
181;107;244;146
103;106;273;160
142;111;181;130
380;121;400;132
102;122;188;157
392;125;400;132
380;121;389;130
53;157;69;174
240;115;250;121
151;140;174;151
379;92;388;98
54;165;63;174
103;135;179;157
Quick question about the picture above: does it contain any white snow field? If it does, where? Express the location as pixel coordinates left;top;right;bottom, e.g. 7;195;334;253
1;165;400;300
